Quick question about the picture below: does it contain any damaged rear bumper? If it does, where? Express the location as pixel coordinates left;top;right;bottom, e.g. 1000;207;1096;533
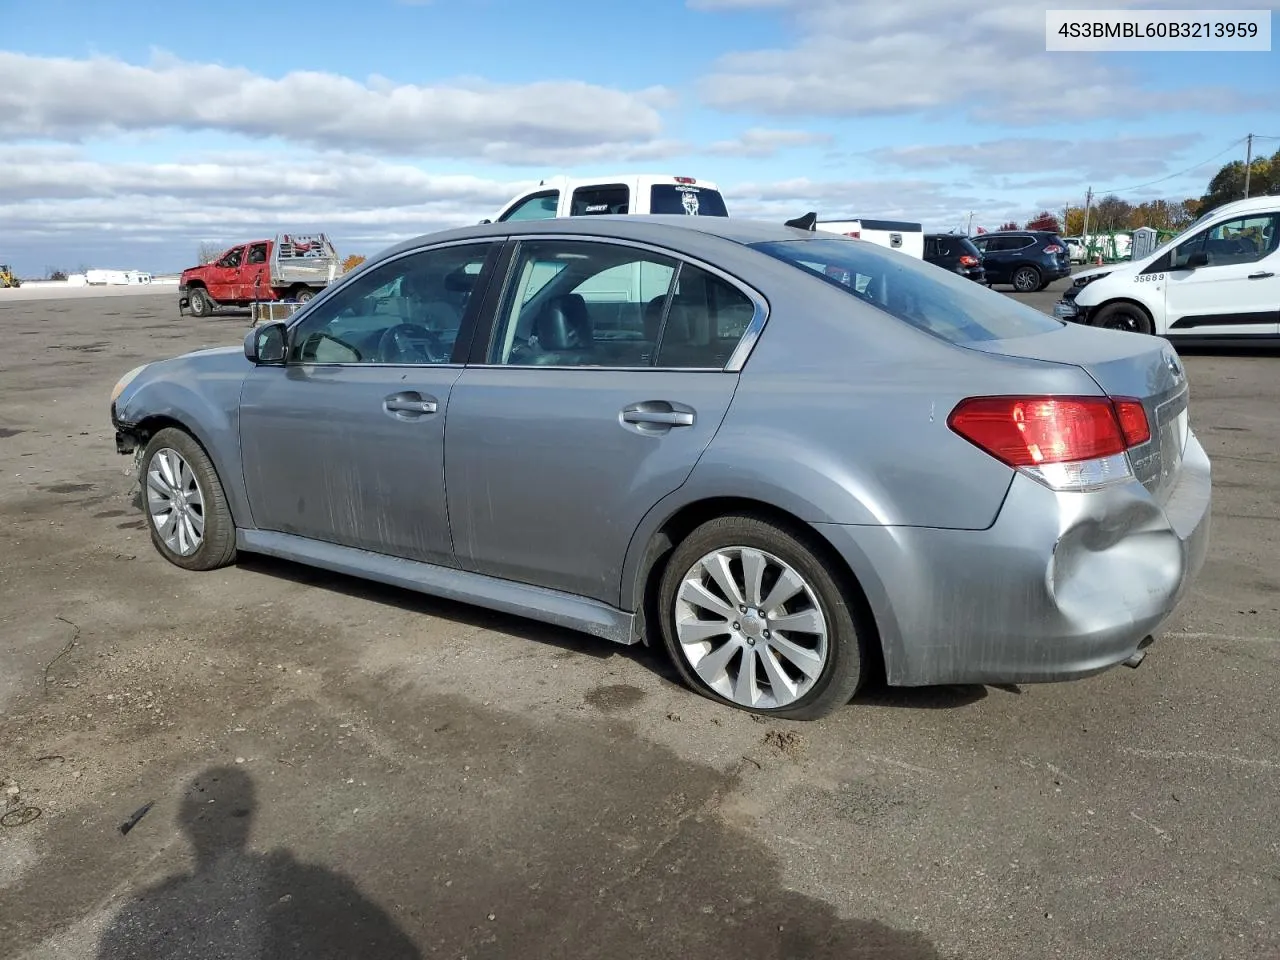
817;431;1212;687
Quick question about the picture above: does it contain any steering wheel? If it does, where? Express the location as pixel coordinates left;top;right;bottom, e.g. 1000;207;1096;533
376;323;441;364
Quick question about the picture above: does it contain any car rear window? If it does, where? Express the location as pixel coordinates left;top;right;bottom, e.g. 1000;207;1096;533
649;185;729;217
750;238;1064;343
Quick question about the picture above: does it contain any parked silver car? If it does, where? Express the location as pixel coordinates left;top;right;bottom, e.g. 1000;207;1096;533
109;215;1211;719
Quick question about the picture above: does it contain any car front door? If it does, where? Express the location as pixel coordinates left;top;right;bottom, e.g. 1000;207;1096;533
237;239;504;564
209;245;245;301
445;236;761;604
971;236;1003;280
1162;212;1280;338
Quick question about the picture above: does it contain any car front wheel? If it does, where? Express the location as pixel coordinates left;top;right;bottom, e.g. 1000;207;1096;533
139;427;237;571
187;288;213;317
657;514;866;720
1091;301;1155;336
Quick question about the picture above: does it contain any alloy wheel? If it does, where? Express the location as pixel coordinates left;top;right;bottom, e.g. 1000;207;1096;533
674;546;829;709
146;447;206;557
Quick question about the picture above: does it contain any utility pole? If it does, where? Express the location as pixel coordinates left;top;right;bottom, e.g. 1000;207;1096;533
1082;186;1094;258
1244;133;1253;198
966;211;974;236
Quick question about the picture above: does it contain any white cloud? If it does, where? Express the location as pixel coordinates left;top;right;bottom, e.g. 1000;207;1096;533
866;134;1204;180
0;51;675;162
723;176;1022;233
695;0;1275;124
707;127;832;157
2;148;1034;273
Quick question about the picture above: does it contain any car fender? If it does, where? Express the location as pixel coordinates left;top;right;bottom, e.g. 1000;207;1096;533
114;354;253;527
616;462;912;670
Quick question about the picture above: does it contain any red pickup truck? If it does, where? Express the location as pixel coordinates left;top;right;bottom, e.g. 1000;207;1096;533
179;233;342;317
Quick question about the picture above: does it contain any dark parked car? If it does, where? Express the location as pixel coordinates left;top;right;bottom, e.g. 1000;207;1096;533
924;233;986;282
971;230;1072;292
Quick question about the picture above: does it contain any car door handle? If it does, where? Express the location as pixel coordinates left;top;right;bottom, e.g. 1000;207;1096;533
624;410;693;426
1248;271;1275;280
383;392;438;416
621;401;695;432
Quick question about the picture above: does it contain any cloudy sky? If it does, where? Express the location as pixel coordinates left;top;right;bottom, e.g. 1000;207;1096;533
4;0;1278;275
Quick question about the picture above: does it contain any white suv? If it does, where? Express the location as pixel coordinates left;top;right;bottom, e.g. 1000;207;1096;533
487;175;728;223
1054;195;1279;343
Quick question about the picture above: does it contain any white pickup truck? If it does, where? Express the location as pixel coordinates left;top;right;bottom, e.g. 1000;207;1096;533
487;174;729;223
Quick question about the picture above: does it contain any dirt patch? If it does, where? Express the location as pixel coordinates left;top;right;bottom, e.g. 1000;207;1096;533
762;728;806;761
583;683;647;712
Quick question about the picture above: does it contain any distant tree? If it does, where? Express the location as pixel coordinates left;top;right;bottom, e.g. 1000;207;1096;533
196;241;223;264
1025;210;1062;233
1197;147;1279;215
48;268;68;281
341;254;367;273
998;221;1019;231
1128;199;1199;231
1091;194;1133;232
1063;207;1086;236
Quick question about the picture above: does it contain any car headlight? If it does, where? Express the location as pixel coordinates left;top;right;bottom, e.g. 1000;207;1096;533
110;363;149;403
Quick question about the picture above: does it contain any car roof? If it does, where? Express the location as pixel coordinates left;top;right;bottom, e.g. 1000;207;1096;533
373;215;820;264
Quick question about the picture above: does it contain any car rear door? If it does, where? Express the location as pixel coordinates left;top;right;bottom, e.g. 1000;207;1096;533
444;235;761;605
242;242;271;301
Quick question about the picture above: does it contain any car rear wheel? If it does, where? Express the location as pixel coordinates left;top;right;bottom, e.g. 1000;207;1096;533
187;288;213;317
140;427;237;571
1091;301;1154;336
294;287;316;303
657;514;866;720
1011;265;1041;292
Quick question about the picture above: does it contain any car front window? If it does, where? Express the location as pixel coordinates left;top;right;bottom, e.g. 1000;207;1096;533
751;238;1063;343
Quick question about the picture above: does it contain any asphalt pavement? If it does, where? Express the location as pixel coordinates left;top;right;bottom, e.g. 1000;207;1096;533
1;285;1276;960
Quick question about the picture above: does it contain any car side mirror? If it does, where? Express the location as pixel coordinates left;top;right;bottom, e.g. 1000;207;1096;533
244;321;287;364
1182;250;1209;269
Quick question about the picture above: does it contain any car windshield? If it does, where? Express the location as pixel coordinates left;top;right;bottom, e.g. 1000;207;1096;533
751;238;1064;343
649;185;729;217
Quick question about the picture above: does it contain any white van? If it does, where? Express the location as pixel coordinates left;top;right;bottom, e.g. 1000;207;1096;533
1054;195;1280;342
814;218;924;259
487;174;729;223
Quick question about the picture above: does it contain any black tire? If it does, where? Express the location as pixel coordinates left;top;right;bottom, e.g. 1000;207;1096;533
1011;265;1041;293
187;288;213;317
657;513;867;720
294;287;316;303
139;427;237;572
1091;301;1154;336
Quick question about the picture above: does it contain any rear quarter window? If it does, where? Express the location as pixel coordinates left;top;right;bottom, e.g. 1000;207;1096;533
649;185;729;217
751;238;1064;344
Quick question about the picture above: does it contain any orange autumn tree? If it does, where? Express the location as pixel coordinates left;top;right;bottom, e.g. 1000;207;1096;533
342;254;366;273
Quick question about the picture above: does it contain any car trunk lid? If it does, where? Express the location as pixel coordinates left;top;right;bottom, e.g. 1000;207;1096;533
963;323;1189;503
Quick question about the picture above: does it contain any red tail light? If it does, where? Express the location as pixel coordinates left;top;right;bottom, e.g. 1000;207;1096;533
1112;398;1151;446
843;230;861;239
948;396;1149;467
1043;244;1064;254
958;254;980;267
674;176;697;184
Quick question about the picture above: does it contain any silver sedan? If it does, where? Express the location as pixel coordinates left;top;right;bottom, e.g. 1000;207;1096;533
109;215;1211;719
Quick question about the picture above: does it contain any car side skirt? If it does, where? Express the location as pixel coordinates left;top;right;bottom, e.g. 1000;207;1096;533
237;529;640;646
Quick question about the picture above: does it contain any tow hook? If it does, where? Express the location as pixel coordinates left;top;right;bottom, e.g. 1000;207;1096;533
1123;635;1155;668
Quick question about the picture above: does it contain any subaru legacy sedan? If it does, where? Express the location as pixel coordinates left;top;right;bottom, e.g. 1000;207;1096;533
109;215;1211;719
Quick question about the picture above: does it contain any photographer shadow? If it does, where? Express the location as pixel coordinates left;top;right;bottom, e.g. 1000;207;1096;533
96;766;419;960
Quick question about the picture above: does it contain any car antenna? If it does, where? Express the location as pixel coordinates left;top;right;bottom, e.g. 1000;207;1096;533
785;212;818;231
